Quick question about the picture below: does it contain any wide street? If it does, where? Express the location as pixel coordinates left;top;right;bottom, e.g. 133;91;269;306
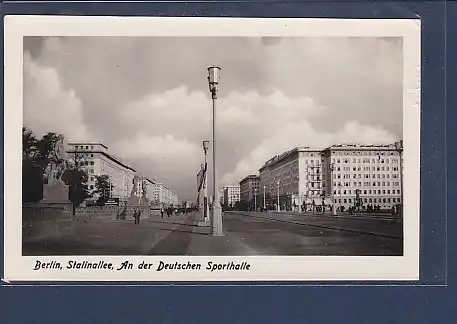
23;211;403;256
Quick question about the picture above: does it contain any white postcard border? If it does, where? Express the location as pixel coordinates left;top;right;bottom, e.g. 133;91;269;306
3;16;421;282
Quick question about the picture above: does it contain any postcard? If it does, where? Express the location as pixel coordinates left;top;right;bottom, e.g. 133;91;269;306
3;16;420;282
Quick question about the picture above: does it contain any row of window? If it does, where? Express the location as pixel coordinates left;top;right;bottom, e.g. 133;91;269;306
334;181;401;187
79;160;95;166
74;145;95;150
334;189;401;195
335;166;399;172
269;167;400;183
331;150;399;157
335;197;401;204
335;173;399;179
332;158;400;164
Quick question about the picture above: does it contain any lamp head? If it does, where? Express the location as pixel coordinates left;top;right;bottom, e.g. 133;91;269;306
207;66;221;93
202;140;210;151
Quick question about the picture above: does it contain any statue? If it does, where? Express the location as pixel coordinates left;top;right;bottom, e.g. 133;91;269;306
130;175;139;197
41;134;71;204
141;180;147;198
45;135;68;185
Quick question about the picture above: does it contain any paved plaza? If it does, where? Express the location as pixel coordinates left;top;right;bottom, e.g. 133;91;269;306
23;211;403;256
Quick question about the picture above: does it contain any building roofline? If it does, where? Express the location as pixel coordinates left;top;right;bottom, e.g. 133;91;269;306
68;142;109;150
239;174;259;184
66;149;136;173
324;143;400;150
259;142;402;170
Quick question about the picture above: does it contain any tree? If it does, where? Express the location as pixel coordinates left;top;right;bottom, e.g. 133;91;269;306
22;127;37;160
22;128;91;208
61;168;90;214
22;128;41;202
234;200;249;211
22;128;63;203
94;175;111;206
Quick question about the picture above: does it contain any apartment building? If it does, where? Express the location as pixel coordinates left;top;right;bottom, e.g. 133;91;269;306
67;142;136;202
223;185;240;207
322;143;402;210
239;175;260;207
258;142;403;211
154;183;179;207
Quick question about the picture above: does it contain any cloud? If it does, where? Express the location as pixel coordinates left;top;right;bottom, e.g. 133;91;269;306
112;134;202;193
23;36;403;200
221;120;398;185
113;133;200;160
23;52;91;141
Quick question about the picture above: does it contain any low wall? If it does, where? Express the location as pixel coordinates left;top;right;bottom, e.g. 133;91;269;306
75;205;121;220
75;205;158;221
22;203;73;242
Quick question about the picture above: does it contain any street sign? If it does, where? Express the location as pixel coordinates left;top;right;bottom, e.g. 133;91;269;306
105;198;119;206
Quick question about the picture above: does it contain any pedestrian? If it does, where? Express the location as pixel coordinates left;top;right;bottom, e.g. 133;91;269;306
133;209;138;224
161;207;164;218
137;208;141;224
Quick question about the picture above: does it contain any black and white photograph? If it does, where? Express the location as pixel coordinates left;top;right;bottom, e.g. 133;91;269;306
4;17;421;281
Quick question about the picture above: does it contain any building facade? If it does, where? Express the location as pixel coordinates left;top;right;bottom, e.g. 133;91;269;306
153;183;179;207
239;175;260;208
258;143;403;211
259;147;325;211
223;185;240;207
218;188;225;205
67;142;136;202
134;175;156;202
323;144;402;210
67;142;178;207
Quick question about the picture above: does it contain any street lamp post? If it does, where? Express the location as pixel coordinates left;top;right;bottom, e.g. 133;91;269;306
254;188;257;211
287;192;291;211
276;180;280;212
207;66;224;236
395;141;403;217
330;163;337;216
202;140;210;222
355;188;361;212
263;185;266;211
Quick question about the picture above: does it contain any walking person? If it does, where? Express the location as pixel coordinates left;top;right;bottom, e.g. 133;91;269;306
133;209;138;224
137;208;141;224
160;207;164;218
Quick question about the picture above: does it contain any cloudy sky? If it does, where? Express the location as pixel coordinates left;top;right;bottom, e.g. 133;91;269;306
23;36;403;200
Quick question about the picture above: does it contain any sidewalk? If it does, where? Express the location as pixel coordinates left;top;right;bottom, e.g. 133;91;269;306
146;211;202;226
185;229;261;255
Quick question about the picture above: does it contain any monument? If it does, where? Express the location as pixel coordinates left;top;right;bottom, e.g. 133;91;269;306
40;135;72;214
22;135;72;243
126;175;150;219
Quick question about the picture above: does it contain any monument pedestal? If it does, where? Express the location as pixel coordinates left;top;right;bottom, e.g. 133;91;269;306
197;220;210;227
40;180;72;215
126;195;150;219
211;204;224;236
23;180;73;242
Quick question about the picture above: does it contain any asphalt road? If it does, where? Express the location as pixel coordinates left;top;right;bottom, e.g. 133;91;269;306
23;211;403;256
215;212;402;256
